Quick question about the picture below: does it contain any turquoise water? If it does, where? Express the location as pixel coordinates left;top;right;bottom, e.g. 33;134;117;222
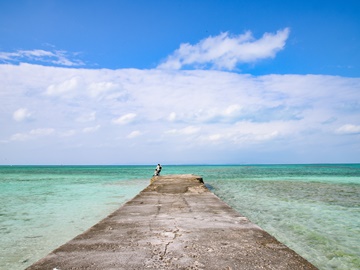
0;164;359;270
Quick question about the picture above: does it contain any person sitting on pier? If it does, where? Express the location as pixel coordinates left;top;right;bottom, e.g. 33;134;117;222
154;164;162;176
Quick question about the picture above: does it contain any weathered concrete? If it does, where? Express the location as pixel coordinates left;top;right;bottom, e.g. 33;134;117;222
27;174;317;270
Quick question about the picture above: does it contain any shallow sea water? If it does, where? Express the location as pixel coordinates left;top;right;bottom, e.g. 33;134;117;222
0;166;151;269
0;164;359;270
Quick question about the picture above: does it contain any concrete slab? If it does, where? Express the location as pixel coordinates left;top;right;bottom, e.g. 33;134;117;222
27;174;317;269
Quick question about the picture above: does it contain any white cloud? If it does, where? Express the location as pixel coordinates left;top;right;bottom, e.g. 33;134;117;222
198;121;284;146
208;133;222;141
0;50;53;61
82;125;100;133
10;133;29;141
166;126;201;135
13;108;32;122
46;77;79;96
11;128;55;141
336;124;360;134
127;130;141;139
158;28;290;70
59;130;77;137
88;82;119;98
29;128;54;136
112;113;137;125
235;130;280;143
168;112;177;122
76;112;96;123
223;104;242;116
1;63;360;164
0;49;84;66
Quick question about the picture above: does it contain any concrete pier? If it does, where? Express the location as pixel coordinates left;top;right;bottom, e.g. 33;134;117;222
27;174;317;269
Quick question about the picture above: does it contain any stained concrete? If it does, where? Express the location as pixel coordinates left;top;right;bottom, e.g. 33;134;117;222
27;174;317;270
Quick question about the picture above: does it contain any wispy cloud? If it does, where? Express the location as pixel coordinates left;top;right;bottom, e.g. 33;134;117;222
112;113;137;125
127;130;141;139
76;112;96;123
336;124;360;135
0;49;84;66
166;126;201;135
82;125;101;133
13;108;32;122
10;128;55;141
88;82;120;99
158;28;290;70
46;77;80;96
59;130;77;137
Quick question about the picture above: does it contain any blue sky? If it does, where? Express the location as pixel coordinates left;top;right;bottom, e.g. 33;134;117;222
1;0;360;165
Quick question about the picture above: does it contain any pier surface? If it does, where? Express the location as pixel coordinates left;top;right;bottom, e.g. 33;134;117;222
27;174;317;269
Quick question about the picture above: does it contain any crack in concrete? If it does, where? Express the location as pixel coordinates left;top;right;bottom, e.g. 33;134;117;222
162;225;180;258
182;195;192;212
162;241;171;258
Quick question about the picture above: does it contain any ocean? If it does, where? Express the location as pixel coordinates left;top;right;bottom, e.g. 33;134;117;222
0;164;359;270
